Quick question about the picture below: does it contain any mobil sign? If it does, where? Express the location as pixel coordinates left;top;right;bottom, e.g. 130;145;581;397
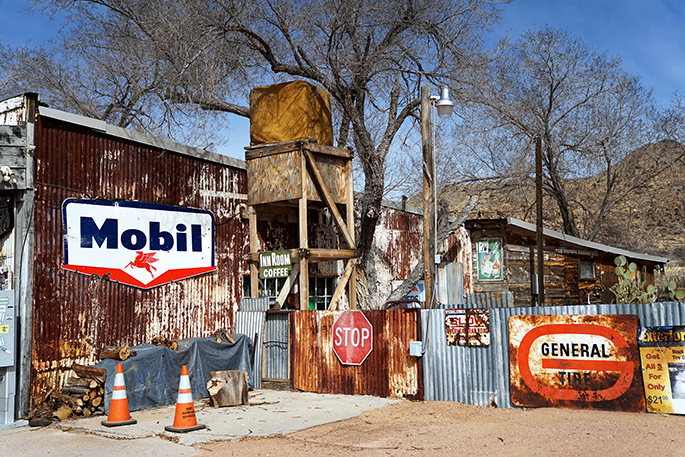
509;314;645;412
332;311;373;365
62;199;216;289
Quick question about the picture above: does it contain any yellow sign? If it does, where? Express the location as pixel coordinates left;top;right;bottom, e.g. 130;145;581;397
638;327;685;414
0;325;8;333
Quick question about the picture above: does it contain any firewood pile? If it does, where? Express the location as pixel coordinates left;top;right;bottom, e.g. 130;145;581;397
99;345;137;361
29;336;177;425
28;363;107;426
151;335;178;351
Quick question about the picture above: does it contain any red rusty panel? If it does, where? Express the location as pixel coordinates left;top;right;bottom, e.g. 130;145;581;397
374;205;467;303
30;116;249;407
291;310;423;399
509;314;645;412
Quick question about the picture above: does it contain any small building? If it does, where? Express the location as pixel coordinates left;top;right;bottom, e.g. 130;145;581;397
463;217;669;306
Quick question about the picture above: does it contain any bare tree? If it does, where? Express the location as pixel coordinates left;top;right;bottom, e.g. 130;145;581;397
23;0;503;307
444;26;680;241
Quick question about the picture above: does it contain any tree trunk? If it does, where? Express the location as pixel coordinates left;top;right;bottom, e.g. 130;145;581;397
207;371;249;407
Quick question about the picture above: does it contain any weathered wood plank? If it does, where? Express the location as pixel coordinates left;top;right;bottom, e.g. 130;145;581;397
0;126;26;146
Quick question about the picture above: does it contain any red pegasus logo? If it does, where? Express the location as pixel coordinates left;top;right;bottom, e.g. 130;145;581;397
125;251;159;277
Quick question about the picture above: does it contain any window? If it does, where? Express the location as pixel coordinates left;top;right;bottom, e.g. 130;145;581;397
243;275;288;300
242;275;337;310
309;276;337;310
579;260;595;279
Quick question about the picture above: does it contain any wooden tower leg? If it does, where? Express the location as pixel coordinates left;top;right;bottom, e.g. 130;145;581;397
248;205;259;298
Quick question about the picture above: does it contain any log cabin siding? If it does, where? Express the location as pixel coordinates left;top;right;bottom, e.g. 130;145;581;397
466;219;666;307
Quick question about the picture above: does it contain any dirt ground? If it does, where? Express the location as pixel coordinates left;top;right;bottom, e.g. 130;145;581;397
199;400;685;456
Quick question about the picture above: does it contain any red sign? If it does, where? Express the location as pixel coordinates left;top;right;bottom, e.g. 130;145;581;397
332;311;373;365
509;314;645;412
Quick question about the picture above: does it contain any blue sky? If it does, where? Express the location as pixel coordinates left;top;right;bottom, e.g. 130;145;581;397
1;0;683;158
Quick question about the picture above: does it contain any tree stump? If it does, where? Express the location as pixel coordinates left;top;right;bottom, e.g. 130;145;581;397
206;370;248;407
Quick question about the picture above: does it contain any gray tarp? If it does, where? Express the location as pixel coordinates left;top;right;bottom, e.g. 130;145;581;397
96;334;253;413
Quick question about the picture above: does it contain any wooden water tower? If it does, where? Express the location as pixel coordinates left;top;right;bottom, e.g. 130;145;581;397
245;82;356;310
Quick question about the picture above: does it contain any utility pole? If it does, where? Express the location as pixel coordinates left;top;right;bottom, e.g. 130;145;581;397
535;136;545;306
421;86;435;309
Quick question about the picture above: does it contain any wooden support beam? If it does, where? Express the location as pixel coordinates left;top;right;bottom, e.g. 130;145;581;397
328;259;355;311
248;205;259;298
245;139;354;160
299;151;309;310
274;263;300;310
303;148;356;250
346;156;357;310
247;248;356;263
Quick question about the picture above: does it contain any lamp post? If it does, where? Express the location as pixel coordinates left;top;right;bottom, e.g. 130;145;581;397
421;85;453;309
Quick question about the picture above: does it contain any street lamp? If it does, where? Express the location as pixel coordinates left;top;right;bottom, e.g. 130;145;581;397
421;85;453;309
435;86;455;118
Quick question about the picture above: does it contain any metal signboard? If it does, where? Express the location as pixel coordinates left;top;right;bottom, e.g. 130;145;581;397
477;239;502;280
0;291;14;368
62;199;216;289
259;250;292;279
638;326;685;414
391;280;425;302
509;314;645;411
445;308;490;346
332;311;373;366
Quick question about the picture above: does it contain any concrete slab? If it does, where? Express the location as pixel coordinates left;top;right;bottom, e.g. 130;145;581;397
0;389;402;456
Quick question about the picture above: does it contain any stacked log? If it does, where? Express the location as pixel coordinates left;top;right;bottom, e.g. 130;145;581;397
213;328;236;344
99;345;136;361
151;336;178;351
29;364;107;425
59;364;107;418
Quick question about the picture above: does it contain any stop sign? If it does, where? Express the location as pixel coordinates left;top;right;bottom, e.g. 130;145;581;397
332;311;373;365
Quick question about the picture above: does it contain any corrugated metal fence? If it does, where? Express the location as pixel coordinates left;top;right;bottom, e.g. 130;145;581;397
421;302;685;408
291;310;423;399
235;311;265;389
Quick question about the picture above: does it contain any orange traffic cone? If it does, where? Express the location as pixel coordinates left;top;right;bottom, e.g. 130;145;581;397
101;363;137;427
164;365;206;433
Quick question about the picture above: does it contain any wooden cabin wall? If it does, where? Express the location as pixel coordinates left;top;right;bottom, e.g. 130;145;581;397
471;226;607;307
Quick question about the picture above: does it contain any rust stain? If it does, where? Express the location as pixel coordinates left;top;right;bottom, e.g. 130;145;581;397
509;314;645;412
291;310;422;399
29;115;248;409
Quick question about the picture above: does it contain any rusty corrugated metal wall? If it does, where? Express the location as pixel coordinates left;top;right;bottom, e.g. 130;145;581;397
373;201;469;307
422;302;685;409
30;115;248;406
291;310;423;399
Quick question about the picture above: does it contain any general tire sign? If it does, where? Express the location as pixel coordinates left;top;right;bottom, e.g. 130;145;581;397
62;199;216;289
509;314;645;412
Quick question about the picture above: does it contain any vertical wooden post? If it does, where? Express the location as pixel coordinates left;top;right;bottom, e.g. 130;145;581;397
535;136;545;306
421;86;434;309
248;206;259;298
299;149;309;310
347;157;357;309
17;92;38;418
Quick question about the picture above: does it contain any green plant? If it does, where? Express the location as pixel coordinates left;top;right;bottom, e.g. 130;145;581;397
663;280;685;301
609;256;656;304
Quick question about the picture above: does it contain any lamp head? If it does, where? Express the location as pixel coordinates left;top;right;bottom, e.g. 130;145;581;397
435;86;454;118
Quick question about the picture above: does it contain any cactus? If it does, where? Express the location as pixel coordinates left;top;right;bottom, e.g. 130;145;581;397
609;256;656;304
662;280;685;301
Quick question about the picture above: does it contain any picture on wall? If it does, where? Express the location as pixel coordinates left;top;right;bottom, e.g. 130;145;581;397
477;239;502;280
